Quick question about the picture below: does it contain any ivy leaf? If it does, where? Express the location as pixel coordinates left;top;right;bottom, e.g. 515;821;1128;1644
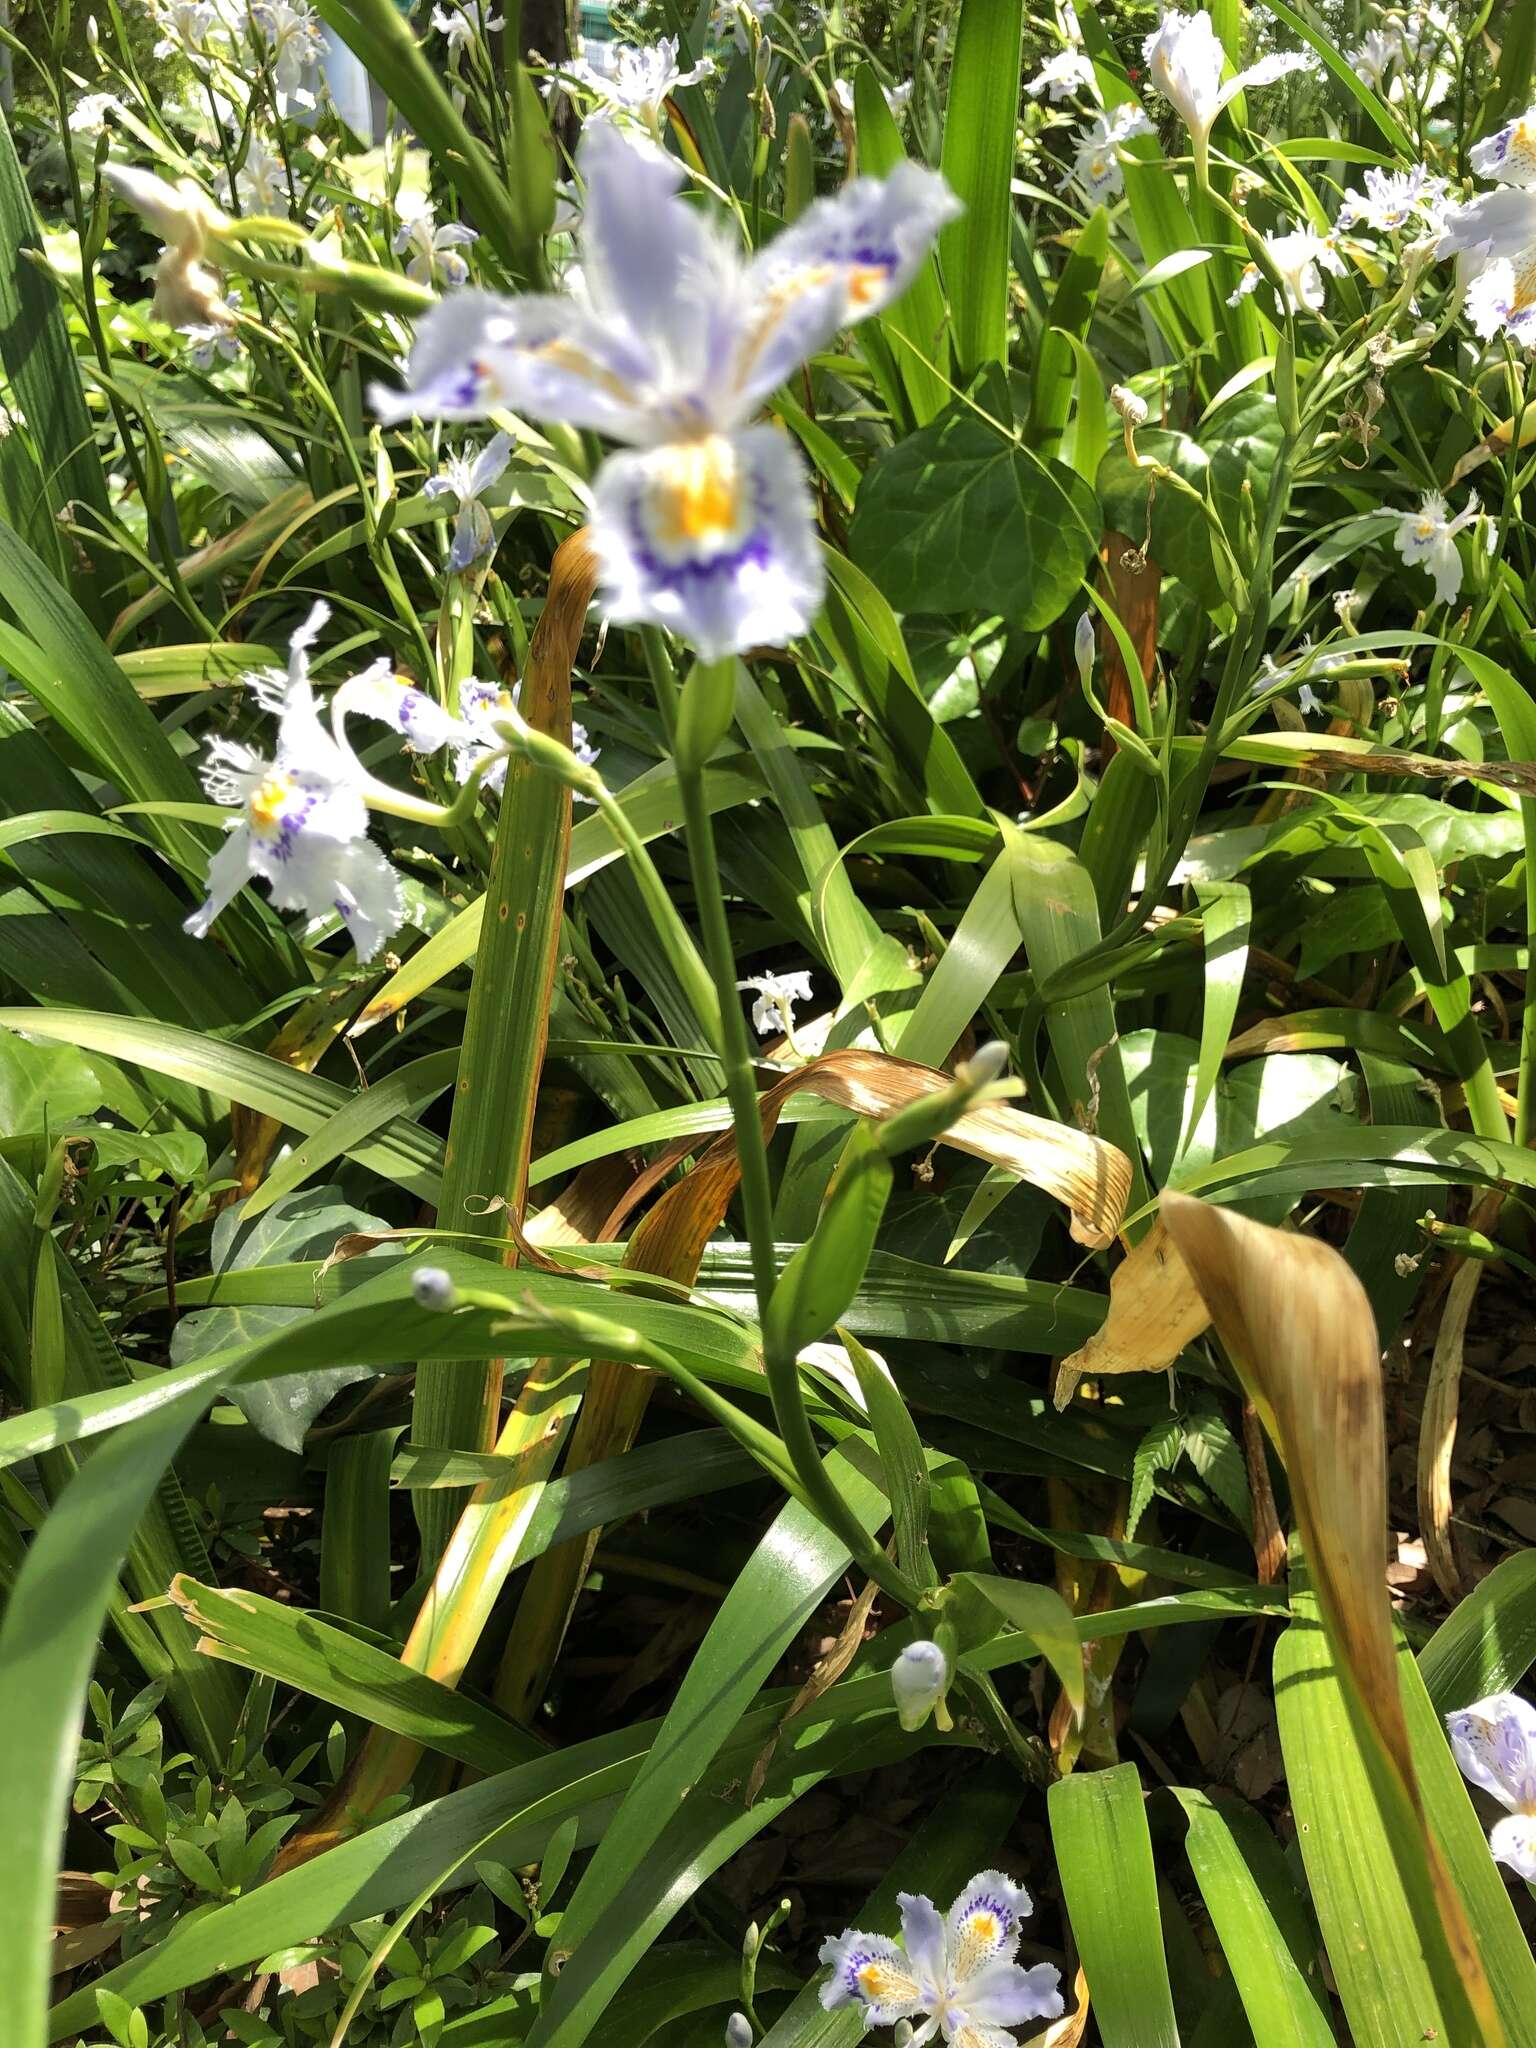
849;404;1100;623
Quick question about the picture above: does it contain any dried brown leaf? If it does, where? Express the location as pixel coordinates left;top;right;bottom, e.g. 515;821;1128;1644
1160;1189;1501;2043
1055;1217;1209;1405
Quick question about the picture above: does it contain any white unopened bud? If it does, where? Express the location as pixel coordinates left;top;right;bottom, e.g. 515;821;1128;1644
725;2015;753;2048
894;2022;915;2047
86;13;100;47
1111;382;1148;427
891;1640;948;1732
955;1041;1008;1088
411;1265;458;1311
1073;610;1096;682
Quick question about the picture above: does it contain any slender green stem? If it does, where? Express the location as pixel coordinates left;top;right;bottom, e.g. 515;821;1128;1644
672;668;780;1313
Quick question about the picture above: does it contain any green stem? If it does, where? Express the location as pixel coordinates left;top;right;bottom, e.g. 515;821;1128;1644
672;667;780;1313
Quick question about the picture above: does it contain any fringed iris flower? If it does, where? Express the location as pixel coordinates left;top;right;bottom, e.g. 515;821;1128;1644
370;123;959;657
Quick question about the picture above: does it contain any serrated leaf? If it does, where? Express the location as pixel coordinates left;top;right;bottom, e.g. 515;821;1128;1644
1129;1417;1184;1538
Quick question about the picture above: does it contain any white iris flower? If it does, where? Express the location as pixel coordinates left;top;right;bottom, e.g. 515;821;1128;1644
1142;8;1314;156
1346;27;1397;94
370;123;959;658
68;92;123;140
738;969;814;1036
248;0;323;105
184;290;243;367
221;136;288;215
819;1871;1064;2042
1336;165;1448;238
188;606;405;961
831;75;911;120
432;1;503;53
393;192;479;286
334;671;597;794
423;430;515;571
1437;110;1536;344
1392;491;1485;607
152;0;222;60
567;36;714;137
1227;224;1345;313
1068;102;1153;201
1471;107;1536;188
1024;48;1097;102
1447;1692;1536;1880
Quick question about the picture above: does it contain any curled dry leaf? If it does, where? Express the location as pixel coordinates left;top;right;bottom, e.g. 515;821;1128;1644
1054;1216;1210;1406
1159;1189;1501;2045
603;1047;1131;1252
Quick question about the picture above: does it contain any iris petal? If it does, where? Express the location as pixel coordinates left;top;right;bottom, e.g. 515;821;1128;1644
590;424;822;657
733;164;961;415
944;1870;1031;1981
371;286;654;439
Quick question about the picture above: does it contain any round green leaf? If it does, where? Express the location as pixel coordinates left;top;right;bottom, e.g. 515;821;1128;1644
849;405;1100;624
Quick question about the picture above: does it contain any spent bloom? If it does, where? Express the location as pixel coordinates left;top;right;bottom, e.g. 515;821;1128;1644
1068;102;1153;202
1024;48;1096;102
371;123;958;657
1142;8;1314;155
1392;491;1485;607
188;606;404;962
1228;225;1345;313
568;36;714;135
1447;1693;1536;1880
393;192;478;286
423;429;515;571
819;1871;1063;2040
103;164;235;330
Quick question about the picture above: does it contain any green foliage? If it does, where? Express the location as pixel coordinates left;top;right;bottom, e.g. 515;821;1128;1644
6;0;1536;2043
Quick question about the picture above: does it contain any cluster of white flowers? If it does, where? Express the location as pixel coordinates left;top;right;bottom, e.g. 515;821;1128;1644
1346;3;1455;112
